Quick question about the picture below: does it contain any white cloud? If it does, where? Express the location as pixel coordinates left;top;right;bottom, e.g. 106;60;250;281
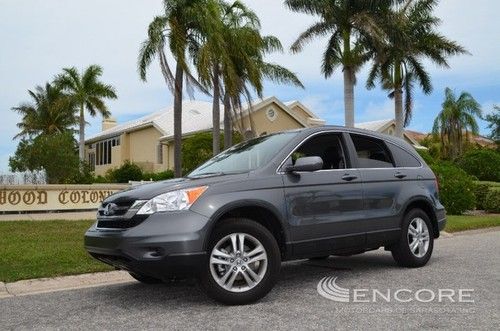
358;100;394;122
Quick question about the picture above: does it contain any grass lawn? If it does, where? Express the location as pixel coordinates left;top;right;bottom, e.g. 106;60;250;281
0;220;112;283
445;214;500;233
1;215;499;283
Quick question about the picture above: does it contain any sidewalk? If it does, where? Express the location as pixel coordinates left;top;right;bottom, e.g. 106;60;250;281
0;211;97;221
0;271;134;299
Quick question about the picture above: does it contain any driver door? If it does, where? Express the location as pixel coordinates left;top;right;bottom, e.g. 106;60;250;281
280;132;364;256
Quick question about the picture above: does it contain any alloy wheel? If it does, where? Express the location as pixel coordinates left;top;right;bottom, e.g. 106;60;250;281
407;217;430;258
209;233;268;293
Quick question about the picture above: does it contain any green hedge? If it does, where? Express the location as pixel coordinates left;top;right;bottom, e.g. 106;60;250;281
473;182;491;210
457;149;500;182
484;190;500;213
431;162;476;215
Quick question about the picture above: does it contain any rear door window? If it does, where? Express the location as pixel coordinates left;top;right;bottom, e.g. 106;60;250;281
387;143;421;168
350;134;394;168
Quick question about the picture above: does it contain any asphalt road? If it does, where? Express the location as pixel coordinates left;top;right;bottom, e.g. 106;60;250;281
1;229;499;330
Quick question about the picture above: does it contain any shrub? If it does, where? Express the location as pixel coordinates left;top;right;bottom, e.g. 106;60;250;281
431;162;476;215
142;170;174;181
473;182;491;210
107;161;143;183
457;149;500;182
484;190;500;213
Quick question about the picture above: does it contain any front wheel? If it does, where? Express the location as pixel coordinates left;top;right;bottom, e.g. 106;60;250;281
201;218;281;305
391;208;434;268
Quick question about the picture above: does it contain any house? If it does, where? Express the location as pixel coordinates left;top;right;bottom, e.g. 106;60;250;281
85;96;325;176
355;119;425;148
355;119;496;149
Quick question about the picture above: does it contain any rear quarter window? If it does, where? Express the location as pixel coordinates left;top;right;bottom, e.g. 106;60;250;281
387;143;422;168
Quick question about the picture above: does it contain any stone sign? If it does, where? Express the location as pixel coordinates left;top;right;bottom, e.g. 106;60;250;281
0;184;129;213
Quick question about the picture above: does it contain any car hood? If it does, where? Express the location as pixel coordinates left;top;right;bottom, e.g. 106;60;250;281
102;172;250;205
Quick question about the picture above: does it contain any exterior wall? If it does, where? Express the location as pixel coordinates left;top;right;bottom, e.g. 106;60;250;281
0;184;129;213
240;103;304;136
86;126;167;176
288;104;310;124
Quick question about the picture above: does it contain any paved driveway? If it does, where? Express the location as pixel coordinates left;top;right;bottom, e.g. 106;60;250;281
1;229;499;330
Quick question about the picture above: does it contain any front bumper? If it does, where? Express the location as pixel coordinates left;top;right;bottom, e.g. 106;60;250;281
84;210;210;279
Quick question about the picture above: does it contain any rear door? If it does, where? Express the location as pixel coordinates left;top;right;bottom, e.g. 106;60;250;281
348;133;411;245
281;132;365;256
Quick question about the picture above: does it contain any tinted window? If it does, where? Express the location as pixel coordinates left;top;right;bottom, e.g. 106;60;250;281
350;134;394;168
388;143;421;167
291;134;347;170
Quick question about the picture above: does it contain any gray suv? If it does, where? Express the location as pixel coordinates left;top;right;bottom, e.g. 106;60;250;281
85;127;446;304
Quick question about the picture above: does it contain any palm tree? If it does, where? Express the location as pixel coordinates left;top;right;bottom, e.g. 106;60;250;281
432;88;481;159
12;83;77;139
194;0;303;153
138;0;209;177
54;65;117;162
285;0;395;128
367;0;467;138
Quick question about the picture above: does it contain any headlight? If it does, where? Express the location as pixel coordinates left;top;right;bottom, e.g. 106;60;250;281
134;186;208;215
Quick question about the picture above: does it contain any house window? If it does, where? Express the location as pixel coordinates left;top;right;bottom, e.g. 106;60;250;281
88;153;95;171
266;107;277;122
94;136;119;166
157;143;163;164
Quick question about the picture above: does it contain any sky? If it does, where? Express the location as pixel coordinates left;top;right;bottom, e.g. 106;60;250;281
0;0;499;172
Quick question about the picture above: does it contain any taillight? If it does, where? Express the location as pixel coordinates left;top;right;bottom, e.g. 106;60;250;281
435;177;440;194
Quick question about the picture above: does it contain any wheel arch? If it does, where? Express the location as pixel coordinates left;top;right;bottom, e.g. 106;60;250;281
402;197;440;238
204;200;288;259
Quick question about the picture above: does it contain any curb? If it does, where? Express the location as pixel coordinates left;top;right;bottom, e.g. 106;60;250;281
1;271;134;299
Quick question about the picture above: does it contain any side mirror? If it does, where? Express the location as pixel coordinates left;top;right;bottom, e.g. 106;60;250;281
285;156;323;173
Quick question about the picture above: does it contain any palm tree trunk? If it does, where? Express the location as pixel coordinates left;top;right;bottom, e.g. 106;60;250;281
223;93;232;149
78;104;85;163
394;88;404;138
212;66;221;156
343;68;355;128
173;62;184;178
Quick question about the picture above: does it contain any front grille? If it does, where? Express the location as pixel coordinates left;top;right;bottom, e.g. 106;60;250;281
98;201;133;217
97;215;148;229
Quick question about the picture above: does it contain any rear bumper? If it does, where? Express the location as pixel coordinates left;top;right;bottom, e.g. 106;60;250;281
84;210;210;279
436;207;447;236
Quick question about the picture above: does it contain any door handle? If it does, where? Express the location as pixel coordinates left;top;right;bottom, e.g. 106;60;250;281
342;174;358;181
394;172;407;179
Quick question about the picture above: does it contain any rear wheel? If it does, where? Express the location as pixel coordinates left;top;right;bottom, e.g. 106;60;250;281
201;218;281;305
129;272;162;284
391;208;434;268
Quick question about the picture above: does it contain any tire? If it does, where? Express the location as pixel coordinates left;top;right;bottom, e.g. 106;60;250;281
391;208;434;268
129;272;163;284
201;218;281;305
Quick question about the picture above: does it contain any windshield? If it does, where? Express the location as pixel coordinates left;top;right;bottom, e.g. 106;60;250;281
189;131;299;177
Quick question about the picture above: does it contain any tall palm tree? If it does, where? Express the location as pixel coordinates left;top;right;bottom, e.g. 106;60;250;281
54;65;117;162
12;83;77;139
138;0;209;177
285;0;395;128
432;88;481;159
194;0;303;153
367;0;467;138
